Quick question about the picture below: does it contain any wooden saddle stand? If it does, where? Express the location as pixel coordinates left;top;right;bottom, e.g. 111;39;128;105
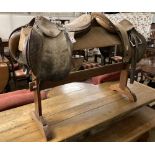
29;63;136;141
9;13;146;141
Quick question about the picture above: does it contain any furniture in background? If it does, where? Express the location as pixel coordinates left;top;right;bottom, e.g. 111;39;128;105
95;47;114;65
134;56;155;84
0;61;9;93
0;38;31;89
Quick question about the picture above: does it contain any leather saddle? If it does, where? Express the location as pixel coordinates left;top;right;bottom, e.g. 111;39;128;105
65;13;147;83
9;16;72;81
9;14;146;84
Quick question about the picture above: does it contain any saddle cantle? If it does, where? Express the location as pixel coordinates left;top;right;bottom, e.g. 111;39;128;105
91;12;116;33
9;16;72;81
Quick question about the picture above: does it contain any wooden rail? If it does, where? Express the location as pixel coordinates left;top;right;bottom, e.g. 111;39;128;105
40;62;127;90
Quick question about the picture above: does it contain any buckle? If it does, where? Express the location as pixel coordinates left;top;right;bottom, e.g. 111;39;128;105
130;40;136;47
129;34;142;47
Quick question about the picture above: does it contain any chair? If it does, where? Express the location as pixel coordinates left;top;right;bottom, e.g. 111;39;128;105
0;62;9;93
0;37;31;88
109;45;123;63
90;71;121;85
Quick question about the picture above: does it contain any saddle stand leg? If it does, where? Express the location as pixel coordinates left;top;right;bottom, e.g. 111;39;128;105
29;76;52;141
110;65;137;102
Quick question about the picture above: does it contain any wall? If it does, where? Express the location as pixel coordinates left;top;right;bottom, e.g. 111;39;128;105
0;12;154;39
0;12;81;39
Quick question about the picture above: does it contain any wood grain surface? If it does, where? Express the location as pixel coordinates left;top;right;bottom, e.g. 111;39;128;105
0;81;155;142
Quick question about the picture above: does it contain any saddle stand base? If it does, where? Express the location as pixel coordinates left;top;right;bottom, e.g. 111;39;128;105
29;64;137;141
110;68;137;102
110;84;137;102
31;111;52;141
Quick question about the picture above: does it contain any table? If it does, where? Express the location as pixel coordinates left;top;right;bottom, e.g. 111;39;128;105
0;81;155;142
138;57;155;82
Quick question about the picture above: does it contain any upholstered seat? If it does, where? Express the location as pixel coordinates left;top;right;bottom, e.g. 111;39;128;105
0;89;47;111
91;71;120;85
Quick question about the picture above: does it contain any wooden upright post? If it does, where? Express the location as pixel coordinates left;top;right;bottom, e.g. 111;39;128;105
30;75;52;141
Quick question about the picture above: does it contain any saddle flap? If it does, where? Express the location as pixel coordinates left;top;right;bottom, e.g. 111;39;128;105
18;26;32;52
27;26;72;81
35;16;61;37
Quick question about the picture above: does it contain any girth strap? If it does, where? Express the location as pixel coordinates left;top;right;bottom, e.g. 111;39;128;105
129;31;143;84
114;23;132;62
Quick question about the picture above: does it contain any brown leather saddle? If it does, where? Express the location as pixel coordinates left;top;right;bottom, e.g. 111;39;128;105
9;16;72;81
65;13;147;83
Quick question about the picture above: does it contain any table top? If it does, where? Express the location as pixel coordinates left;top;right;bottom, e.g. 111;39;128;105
0;81;155;142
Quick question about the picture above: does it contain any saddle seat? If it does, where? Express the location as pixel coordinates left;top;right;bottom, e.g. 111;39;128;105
64;14;92;32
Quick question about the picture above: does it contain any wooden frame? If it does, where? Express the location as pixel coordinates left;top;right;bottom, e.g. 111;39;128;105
29;62;137;141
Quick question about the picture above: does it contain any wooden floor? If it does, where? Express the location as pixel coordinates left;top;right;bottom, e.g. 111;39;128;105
0;81;155;142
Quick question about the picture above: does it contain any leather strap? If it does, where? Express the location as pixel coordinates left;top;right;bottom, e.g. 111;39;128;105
129;31;142;84
114;23;132;62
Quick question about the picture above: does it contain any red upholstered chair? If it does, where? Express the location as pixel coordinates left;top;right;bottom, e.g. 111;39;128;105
82;62;102;70
90;71;121;85
0;89;47;112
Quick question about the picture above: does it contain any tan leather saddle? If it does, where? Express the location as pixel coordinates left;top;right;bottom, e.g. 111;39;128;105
9;16;72;81
65;13;147;83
